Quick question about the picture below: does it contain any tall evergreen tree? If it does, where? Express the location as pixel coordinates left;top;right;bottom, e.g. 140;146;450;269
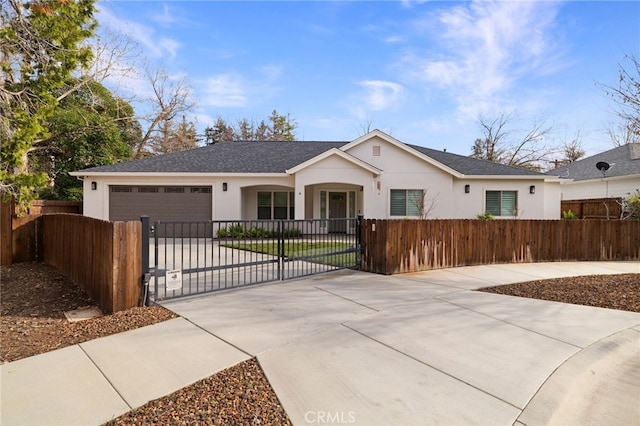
1;0;97;210
204;110;297;144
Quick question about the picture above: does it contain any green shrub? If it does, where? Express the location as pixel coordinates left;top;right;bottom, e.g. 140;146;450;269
216;223;247;238
621;190;640;220
476;212;495;220
216;224;301;239
283;228;302;238
562;209;578;220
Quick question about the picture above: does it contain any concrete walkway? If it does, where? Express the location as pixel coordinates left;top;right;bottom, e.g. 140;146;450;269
2;261;639;425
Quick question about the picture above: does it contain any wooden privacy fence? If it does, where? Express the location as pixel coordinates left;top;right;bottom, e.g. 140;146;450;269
3;212;142;313
1;199;82;265
561;198;622;219
37;214;142;313
361;219;640;275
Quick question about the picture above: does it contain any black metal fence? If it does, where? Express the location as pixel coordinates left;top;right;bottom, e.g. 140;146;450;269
142;217;362;301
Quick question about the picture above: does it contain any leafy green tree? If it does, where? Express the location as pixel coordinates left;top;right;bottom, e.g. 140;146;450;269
1;0;97;210
204;110;297;144
35;80;139;200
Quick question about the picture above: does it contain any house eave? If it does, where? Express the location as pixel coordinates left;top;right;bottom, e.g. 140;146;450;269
69;171;290;178
461;175;560;182
557;173;640;184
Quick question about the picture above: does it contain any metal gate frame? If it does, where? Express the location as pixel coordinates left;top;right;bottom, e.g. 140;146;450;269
142;216;362;302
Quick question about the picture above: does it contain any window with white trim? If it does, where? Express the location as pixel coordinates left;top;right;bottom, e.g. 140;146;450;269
390;189;423;216
485;190;518;216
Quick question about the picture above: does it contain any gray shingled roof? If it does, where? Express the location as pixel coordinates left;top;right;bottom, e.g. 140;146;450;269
547;144;640;181
408;144;544;176
76;140;548;177
78;141;347;173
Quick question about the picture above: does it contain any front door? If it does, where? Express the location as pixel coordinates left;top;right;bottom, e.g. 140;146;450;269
328;192;347;233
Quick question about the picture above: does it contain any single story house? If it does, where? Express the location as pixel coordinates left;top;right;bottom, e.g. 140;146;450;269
71;130;561;227
547;143;640;201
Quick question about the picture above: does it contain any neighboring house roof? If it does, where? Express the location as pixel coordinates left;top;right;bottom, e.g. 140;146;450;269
548;143;640;181
73;132;549;178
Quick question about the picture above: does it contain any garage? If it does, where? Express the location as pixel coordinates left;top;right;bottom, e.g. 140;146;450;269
109;185;212;222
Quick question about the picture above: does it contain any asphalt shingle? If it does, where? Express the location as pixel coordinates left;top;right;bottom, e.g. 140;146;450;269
547;144;640;181
76;140;549;177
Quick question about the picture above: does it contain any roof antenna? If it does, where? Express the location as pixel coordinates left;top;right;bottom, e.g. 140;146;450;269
596;161;610;177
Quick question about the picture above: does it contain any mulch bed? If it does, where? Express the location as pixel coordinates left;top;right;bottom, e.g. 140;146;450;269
0;262;177;363
479;273;640;312
104;358;291;426
1;262;292;425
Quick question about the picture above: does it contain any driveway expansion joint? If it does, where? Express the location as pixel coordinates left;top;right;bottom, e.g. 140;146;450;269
182;317;253;357
340;323;524;412
313;286;380;312
434;294;584;350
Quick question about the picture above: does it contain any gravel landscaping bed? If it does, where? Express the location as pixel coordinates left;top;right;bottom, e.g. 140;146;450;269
478;273;640;312
1;261;637;425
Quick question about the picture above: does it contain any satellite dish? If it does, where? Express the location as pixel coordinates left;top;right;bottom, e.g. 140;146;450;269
596;161;610;172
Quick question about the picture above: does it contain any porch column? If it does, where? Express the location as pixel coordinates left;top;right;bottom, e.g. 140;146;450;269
294;182;306;220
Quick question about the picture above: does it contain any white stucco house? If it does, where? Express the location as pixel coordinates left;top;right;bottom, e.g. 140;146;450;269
547;143;640;201
70;130;562;227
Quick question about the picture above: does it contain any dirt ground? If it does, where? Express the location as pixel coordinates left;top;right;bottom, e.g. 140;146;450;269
1;261;638;425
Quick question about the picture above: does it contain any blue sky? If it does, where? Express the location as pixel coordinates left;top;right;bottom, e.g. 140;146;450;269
96;1;639;158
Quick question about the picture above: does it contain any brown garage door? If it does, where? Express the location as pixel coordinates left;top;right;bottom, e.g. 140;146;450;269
109;185;212;222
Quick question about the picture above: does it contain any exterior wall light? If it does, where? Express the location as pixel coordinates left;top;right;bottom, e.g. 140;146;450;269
464;184;470;194
91;181;97;190
529;185;535;194
222;182;228;191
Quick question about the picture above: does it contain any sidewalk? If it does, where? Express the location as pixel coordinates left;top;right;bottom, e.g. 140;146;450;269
2;261;639;425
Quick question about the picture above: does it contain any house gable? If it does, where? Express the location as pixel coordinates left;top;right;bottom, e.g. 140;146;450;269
341;130;463;177
286;148;381;176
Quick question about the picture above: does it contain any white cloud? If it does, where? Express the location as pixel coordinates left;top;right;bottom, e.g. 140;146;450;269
401;0;431;9
96;6;182;60
151;4;178;26
384;35;406;44
260;65;284;81
200;74;247;108
357;80;405;111
405;0;563;119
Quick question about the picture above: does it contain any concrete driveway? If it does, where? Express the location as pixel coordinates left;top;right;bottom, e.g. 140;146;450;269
163;261;640;425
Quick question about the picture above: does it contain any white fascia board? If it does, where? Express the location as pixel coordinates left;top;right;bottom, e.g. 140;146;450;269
559;173;640;184
69;171;289;178
341;129;463;178
461;175;560;182
285;148;382;175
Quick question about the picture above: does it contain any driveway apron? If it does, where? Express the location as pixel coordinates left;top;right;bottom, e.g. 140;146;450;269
163;262;640;426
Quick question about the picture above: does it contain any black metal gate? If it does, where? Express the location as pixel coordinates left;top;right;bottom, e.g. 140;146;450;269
142;217;362;301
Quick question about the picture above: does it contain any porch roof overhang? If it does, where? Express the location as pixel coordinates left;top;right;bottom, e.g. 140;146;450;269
285;148;383;176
